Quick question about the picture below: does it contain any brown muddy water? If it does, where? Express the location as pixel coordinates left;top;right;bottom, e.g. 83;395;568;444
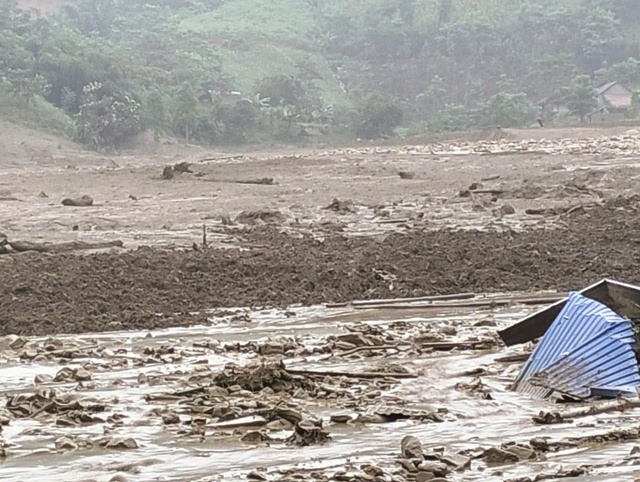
2;298;640;482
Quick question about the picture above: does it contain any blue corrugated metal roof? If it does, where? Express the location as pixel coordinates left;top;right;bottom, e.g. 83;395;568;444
513;292;640;399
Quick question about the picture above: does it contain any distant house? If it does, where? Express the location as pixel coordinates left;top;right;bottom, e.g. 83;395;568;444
596;81;633;110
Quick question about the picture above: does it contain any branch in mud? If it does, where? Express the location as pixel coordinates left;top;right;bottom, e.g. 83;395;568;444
284;367;417;379
337;343;410;357
4;240;124;254
533;399;640;425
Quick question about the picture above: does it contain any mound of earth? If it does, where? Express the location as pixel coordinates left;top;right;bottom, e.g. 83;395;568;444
1;203;639;336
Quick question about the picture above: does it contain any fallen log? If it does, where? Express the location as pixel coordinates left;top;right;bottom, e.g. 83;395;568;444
533;399;640;425
235;178;275;185
353;296;563;310
469;189;504;195
284;367;417;379
326;292;476;309
495;352;531;363
8;240;124;253
419;340;494;351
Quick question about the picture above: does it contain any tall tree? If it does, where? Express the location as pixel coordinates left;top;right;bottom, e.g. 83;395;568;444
566;75;598;122
172;82;198;141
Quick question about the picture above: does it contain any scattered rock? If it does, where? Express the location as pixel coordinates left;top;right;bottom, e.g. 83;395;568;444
102;437;139;450
398;171;415;180
162;166;174;180
34;373;53;384
286;420;331;446
55;436;78;452
54;367;92;382
241;431;270;444
260;341;285;356
247;470;268;480
109;476;130;482
235;210;285;225
401;435;423;459
416;461;448;476
61;195;94;207
324;198;356;214
500;204;516;215
330;414;352;424
503;443;536;460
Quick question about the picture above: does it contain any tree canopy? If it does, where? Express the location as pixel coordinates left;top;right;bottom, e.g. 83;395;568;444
1;0;640;148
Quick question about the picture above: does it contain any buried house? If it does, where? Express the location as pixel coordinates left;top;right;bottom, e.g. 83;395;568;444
499;279;640;400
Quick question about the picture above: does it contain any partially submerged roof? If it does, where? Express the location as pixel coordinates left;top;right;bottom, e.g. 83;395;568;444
512;293;640;399
498;279;640;347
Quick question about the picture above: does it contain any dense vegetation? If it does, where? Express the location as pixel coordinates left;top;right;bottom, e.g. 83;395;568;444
1;0;640;149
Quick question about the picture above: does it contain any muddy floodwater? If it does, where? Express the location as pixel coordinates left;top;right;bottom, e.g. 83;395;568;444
3;297;640;482
6;127;640;481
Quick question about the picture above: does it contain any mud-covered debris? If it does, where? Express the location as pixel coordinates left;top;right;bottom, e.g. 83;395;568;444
162;162;192;180
0;335;27;351
286;419;331;446
259;341;285;356
532;411;565;425
324;198;356;214
162;166;174;179
454;377;492;399
6;390;105;420
161;411;180;425
109;476;130;482
503;443;537;460
212;361;317;394
505;466;588;482
372;363;411;375
241;430;271;445
438;451;471;470
61;195;94;207
54;366;92;382
235;210;285;225
174;162;192;174
237;177;274;185
401;435;423;459
330;414;352;424
416;461;449;477
529;437;549;452
247;470;268;480
481;447;520;465
55;436;79;452
97;437;139;450
500;204;516;216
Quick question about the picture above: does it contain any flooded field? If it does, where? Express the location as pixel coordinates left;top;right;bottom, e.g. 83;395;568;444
4;126;640;481
3;297;640;482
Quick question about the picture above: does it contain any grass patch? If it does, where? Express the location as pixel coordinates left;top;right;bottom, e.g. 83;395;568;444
180;0;317;45
0;88;74;137
220;46;352;112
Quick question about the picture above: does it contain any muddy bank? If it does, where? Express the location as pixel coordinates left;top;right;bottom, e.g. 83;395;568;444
2;202;640;336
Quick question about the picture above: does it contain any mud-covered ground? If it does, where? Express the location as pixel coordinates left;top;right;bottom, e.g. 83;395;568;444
3;125;640;335
2;200;640;337
4;124;640;481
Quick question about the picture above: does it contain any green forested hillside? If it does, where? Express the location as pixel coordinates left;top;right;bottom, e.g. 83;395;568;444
2;0;640;149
